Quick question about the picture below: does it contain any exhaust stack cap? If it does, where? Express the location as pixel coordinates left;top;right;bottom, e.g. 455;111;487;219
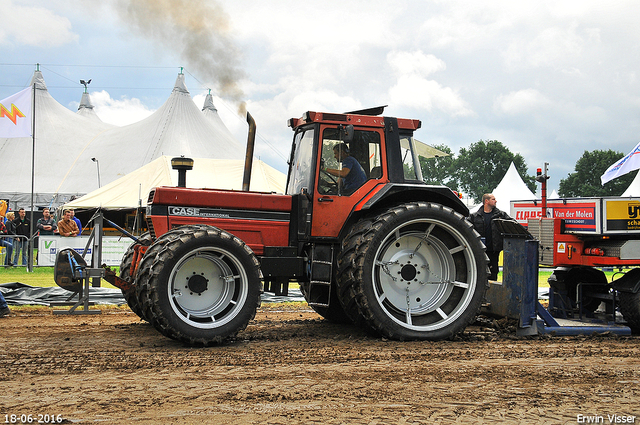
171;156;194;188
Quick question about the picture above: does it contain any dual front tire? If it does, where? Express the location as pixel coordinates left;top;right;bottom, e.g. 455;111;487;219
127;225;262;346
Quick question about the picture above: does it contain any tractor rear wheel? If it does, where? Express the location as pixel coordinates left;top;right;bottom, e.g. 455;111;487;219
119;232;152;320
137;225;262;346
619;291;640;333
549;267;609;314
338;202;488;341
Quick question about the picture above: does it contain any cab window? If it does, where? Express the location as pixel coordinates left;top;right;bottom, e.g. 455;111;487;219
318;128;381;196
400;134;424;181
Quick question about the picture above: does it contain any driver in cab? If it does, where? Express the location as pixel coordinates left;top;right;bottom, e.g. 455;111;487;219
323;143;367;194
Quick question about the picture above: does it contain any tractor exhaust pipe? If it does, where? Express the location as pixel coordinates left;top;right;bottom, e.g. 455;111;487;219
242;112;256;191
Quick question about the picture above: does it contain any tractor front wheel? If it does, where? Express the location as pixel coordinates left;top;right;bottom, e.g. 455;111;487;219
137;225;262;346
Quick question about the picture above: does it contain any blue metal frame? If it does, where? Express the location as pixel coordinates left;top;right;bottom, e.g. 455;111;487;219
483;236;631;336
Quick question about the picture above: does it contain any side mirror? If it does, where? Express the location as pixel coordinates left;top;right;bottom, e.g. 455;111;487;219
338;124;354;142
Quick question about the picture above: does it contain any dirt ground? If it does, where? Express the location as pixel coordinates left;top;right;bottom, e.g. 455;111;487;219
1;304;639;425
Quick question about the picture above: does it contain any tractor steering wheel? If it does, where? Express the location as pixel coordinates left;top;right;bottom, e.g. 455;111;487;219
319;169;339;194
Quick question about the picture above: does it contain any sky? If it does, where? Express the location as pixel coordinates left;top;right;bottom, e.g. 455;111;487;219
1;0;640;193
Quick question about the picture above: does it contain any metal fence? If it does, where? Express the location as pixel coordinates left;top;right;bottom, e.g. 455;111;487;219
1;235;35;270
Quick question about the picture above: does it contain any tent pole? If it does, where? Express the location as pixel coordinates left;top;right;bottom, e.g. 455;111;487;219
28;82;36;272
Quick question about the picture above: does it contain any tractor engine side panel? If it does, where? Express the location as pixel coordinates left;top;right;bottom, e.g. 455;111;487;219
147;187;293;256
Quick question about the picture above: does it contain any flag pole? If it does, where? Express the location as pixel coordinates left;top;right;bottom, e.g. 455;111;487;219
28;81;36;272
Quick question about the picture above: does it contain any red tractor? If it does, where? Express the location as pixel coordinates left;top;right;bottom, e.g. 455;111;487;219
119;107;488;345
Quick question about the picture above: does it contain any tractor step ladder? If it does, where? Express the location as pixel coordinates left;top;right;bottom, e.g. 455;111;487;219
307;244;333;307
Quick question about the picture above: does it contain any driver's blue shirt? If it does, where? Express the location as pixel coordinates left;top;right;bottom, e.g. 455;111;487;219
341;156;367;193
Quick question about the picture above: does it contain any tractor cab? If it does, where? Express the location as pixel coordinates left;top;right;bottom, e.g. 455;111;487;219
286;108;428;239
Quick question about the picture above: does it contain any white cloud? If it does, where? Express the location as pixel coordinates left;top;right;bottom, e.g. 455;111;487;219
503;23;593;70
0;0;78;47
387;51;473;117
494;89;552;115
88;90;154;126
388;51;446;77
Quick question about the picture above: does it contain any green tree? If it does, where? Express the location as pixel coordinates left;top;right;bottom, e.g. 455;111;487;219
419;144;457;190
454;140;535;202
558;149;637;197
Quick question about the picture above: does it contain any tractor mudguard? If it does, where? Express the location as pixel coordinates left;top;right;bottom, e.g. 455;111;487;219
357;183;468;216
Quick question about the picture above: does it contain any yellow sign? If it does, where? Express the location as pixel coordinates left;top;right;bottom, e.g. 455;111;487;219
607;200;640;219
606;200;640;231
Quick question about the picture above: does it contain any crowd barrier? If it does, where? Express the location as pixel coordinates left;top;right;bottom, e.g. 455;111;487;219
0;234;132;268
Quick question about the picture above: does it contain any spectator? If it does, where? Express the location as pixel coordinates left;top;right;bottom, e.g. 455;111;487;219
58;209;79;237
36;207;57;235
69;210;82;236
0;291;10;317
12;208;30;266
5;211;16;234
468;193;514;281
0;219;13;266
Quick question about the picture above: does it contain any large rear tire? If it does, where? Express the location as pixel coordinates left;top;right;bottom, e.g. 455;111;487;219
338;202;488;341
137;225;262;346
619;291;640;333
549;267;608;314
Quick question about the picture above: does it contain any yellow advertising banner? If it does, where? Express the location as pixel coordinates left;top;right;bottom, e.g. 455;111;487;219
605;200;640;231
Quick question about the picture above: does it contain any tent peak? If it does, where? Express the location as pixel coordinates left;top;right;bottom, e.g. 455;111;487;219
78;92;94;111
492;161;537;212
173;72;189;94
202;93;217;112
29;70;47;91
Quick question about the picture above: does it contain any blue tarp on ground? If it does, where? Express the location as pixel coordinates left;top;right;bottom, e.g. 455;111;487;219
0;282;305;306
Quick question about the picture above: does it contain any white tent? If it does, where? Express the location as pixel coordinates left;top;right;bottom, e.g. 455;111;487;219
64;155;286;210
56;72;247;196
202;92;236;136
492;162;537;213
0;71;115;209
622;171;640;196
549;189;560;199
1;70;253;210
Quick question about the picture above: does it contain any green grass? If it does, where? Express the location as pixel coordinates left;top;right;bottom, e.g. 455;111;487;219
1;266;119;289
2;266;622;290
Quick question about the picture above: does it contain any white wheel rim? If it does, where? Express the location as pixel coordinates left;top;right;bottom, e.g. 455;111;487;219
372;217;478;331
168;246;249;329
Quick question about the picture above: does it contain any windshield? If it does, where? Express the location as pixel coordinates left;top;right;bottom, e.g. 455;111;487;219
286;127;315;195
400;134;424;181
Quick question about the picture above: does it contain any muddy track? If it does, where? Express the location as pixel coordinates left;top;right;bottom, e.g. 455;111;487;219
1;305;639;424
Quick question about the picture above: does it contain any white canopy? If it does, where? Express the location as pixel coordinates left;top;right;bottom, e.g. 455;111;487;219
492;162;537;213
1;71;252;210
622;171;640;196
0;71;115;209
56;72;247;196
64;155;286;210
76;91;103;122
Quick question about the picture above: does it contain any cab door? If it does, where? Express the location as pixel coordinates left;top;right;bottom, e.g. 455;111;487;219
311;125;384;238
